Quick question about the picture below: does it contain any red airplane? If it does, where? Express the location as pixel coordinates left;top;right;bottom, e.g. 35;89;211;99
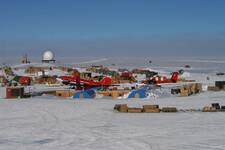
57;74;112;88
143;72;179;85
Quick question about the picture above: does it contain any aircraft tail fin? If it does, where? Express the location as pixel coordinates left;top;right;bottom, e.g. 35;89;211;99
171;72;179;82
100;77;112;85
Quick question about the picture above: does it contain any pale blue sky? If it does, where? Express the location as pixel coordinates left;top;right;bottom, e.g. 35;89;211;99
0;0;225;57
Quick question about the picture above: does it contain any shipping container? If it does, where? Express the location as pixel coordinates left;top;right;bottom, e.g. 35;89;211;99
215;81;225;89
6;87;24;99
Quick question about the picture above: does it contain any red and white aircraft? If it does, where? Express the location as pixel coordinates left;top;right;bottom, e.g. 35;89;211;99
143;72;179;85
57;74;112;88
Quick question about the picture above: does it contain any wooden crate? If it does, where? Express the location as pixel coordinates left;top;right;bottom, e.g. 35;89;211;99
180;89;190;97
114;104;128;112
143;108;160;113
202;106;217;112
98;90;129;99
190;84;197;94
119;104;128;112
208;86;220;91
161;107;177;112
111;91;119;99
180;85;192;96
56;90;74;97
127;108;142;113
114;104;121;110
118;80;132;84
196;83;202;92
97;91;111;96
143;105;159;109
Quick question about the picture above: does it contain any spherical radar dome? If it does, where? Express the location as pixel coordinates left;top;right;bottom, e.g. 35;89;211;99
43;50;55;61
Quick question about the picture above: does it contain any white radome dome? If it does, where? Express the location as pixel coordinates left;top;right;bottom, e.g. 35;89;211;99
43;50;54;61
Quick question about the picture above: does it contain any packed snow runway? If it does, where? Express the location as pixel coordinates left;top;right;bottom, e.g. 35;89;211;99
1;91;225;150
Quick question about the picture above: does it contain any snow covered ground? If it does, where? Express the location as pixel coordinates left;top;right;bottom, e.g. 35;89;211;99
1;57;225;150
1;92;225;150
